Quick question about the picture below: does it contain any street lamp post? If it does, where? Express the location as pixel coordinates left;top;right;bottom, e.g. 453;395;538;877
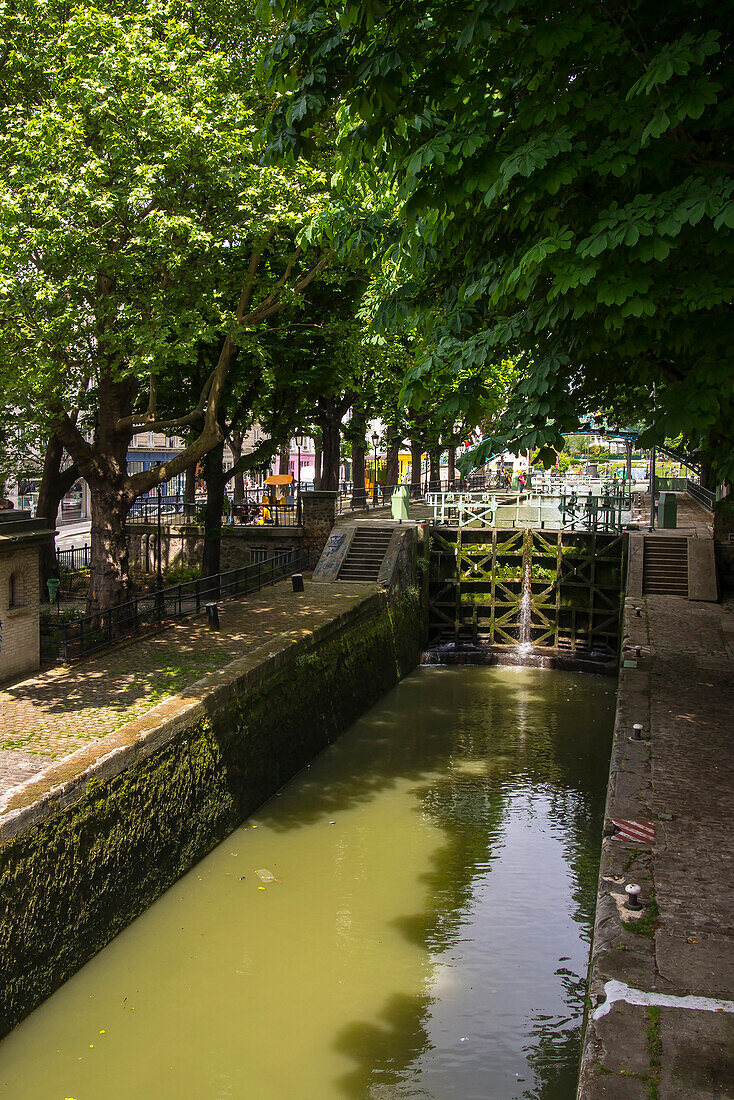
156;483;163;617
295;433;303;524
371;432;380;505
650;383;657;530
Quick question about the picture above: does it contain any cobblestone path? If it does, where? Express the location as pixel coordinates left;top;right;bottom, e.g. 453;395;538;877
0;581;371;797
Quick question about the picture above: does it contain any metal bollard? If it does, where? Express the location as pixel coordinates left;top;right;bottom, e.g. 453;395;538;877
625;883;641;910
291;573;304;593
205;602;220;630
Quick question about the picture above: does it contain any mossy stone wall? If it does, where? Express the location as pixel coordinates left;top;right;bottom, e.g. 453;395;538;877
0;588;421;1038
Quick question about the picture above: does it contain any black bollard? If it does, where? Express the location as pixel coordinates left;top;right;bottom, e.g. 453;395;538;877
625;884;641;910
205;602;220;630
291;573;304;593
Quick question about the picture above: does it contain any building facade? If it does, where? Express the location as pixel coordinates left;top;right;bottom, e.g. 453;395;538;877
0;516;52;684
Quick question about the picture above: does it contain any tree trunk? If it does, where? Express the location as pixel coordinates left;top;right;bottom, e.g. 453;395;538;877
319;417;341;492
231;431;245;504
314;444;322;490
184;461;196;504
278;444;289;476
73;371;138;620
35;433;78;600
410;440;423;497
202;439;225;579
429;448;441;491
625;440;632;482
87;480;134;620
385;427;401;489
700;460;714;492
447;445;456;487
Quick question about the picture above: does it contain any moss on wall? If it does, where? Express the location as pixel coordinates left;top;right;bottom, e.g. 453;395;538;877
0;588;421;1038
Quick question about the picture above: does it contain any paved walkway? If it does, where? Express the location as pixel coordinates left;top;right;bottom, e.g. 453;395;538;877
579;587;734;1096
630;491;714;535
0;580;371;799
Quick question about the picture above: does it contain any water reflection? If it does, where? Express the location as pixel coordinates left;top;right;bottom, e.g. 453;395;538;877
0;667;613;1100
327;669;613;1100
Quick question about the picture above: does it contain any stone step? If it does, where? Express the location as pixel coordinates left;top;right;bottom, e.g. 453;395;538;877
642;536;688;597
338;527;395;582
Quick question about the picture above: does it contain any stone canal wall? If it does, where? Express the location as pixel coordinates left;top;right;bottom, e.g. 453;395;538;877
578;589;734;1098
0;585;421;1038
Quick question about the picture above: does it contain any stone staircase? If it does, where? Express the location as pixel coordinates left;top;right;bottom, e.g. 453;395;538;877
642;536;689;597
338;526;394;582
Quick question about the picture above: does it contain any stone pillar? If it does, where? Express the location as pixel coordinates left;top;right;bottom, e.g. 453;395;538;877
80;479;91;520
301;491;337;567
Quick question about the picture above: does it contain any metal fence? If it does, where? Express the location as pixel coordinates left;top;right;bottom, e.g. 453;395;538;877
228;499;302;527
58;543;91;570
686;478;715;511
655;477;688;491
426;486;631;533
335;479;486;516
128;495;303;527
128;497;198;523
41;548;309;662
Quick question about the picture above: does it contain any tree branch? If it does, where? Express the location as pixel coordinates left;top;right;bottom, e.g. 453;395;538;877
116;370;215;433
126;243;334;495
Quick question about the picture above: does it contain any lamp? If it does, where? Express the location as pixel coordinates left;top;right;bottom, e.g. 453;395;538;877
294;433;304;522
371;432;380;505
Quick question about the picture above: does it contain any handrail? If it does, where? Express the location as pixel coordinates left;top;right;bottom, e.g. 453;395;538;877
58;543;91;570
427;486;630;532
41;548;309;662
686;478;715;511
128;497;303;528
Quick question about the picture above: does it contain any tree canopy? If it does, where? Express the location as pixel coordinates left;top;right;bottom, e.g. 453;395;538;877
0;0;338;609
266;0;734;477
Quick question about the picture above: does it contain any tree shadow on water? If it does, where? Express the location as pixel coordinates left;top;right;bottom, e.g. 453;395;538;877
333;991;436;1099
325;673;613;1100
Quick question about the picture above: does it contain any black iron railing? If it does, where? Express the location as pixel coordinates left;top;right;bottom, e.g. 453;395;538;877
228;499;302;527
41;548;309;662
128;496;303;527
128;497;198;523
686;478;715;511
58;543;91;570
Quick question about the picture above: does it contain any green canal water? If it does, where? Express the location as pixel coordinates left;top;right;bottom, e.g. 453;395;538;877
0;666;614;1100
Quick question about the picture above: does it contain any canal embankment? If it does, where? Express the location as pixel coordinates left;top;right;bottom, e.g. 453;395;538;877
579;588;734;1097
0;662;615;1099
0;578;421;1037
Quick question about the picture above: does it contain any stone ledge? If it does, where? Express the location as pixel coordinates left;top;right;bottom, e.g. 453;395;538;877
579;594;734;1097
0;587;383;844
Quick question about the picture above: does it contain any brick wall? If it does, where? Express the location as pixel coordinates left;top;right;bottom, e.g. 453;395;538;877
0;545;40;684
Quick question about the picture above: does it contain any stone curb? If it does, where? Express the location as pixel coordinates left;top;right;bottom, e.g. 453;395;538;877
0;587;382;846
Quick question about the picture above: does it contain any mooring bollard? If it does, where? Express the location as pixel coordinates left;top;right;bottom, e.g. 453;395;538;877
625;883;641;910
291;573;304;593
632;723;644;740
205;602;220;630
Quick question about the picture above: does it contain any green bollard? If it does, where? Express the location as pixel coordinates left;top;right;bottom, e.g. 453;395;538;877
391;485;410;520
